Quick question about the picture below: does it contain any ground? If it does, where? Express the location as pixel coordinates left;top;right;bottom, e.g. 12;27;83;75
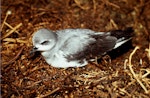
1;0;150;97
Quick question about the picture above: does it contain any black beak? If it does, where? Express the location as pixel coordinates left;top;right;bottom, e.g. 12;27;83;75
30;47;38;55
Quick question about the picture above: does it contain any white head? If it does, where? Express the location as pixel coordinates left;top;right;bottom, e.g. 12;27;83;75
31;29;57;53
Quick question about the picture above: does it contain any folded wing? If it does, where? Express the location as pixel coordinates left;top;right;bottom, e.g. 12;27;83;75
59;31;117;63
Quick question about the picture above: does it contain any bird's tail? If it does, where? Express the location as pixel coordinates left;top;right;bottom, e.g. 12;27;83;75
110;27;134;49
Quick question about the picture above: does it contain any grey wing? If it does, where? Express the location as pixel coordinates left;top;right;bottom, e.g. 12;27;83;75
60;32;117;62
60;34;96;56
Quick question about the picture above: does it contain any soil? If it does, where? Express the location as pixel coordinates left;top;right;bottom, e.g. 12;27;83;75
1;0;150;97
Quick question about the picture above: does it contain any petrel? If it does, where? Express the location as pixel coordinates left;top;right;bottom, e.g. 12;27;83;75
31;28;133;68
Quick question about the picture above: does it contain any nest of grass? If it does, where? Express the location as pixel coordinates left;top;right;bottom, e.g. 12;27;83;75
1;0;150;97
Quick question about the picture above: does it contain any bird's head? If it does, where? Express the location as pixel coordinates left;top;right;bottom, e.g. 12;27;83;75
31;29;57;54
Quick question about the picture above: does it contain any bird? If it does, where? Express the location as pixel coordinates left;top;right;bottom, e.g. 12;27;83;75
31;28;133;68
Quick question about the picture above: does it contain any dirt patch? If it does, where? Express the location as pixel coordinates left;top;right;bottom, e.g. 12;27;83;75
1;0;150;97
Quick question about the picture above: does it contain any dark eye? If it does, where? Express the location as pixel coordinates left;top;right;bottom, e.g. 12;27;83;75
41;41;49;45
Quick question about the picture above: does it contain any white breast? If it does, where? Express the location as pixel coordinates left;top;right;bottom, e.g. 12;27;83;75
42;50;88;68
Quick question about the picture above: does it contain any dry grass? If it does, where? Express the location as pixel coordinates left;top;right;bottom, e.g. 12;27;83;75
1;0;150;97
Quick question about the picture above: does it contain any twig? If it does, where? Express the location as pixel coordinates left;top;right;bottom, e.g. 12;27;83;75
93;0;96;14
36;87;60;98
102;0;120;9
4;22;20;34
119;88;131;97
2;23;22;39
110;19;118;29
74;0;89;10
145;43;150;60
3;38;27;43
25;80;42;88
128;46;149;93
0;11;12;32
124;59;128;70
141;69;150;78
